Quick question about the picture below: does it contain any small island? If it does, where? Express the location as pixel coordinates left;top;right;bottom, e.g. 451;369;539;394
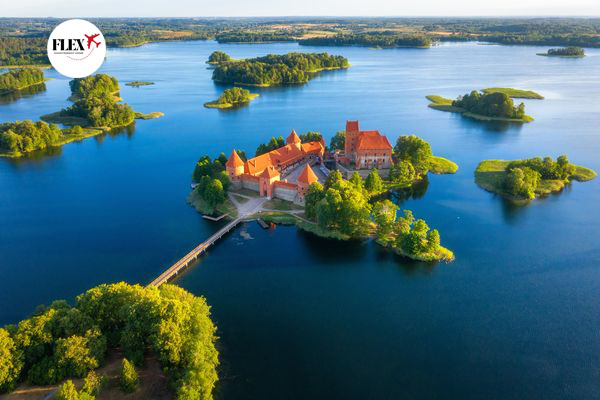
481;87;544;99
189;121;456;263
212;52;350;87
207;50;232;64
125;81;154;87
0;68;47;96
204;87;259;109
475;156;596;202
537;47;585;58
427;90;534;122
0;282;219;399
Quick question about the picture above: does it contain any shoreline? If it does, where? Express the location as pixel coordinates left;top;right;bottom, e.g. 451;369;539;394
426;95;534;123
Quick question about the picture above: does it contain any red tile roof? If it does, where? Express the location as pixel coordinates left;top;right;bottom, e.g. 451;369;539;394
226;150;244;168
356;131;393;151
297;164;319;185
287;130;301;144
301;141;324;155
261;166;280;179
274;181;298;189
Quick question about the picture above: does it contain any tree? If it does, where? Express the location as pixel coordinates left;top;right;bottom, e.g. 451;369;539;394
120;358;138;393
427;229;441;252
203;179;225;207
372;200;399;240
304;182;324;221
394;136;432;176
0;328;21;393
324;170;343;190
389;160;416;185
55;330;106;378
365;168;383;194
55;380;80;400
81;370;107;396
70;125;84;135
329;131;345;151
208;51;231;64
349;172;364;190
298;132;322;143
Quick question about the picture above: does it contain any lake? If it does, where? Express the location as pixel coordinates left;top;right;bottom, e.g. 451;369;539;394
1;40;600;399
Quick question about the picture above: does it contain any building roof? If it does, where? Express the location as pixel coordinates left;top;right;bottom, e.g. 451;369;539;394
274;180;298;189
297;164;319;185
301;141;324;155
261;165;280;179
356;131;393;151
226;150;244;168
286;130;301;144
346;120;359;132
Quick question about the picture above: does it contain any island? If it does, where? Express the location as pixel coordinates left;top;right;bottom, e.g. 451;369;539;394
1;74;163;158
0;282;219;399
212;52;350;87
427;91;534;122
475;156;596;202
0;68;47;95
189;121;456;263
204;87;259;109
537;47;585;57
481;87;544;99
125;81;154;87
299;33;431;48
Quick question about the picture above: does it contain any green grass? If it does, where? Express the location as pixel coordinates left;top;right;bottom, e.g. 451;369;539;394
481;88;544;99
475;160;597;202
253;211;352;240
188;190;238;218
204;93;259;109
126;81;154;87
429;156;459;174
230;187;261;198
426;95;534;122
134;111;164;120
40;111;90;127
262;198;303;211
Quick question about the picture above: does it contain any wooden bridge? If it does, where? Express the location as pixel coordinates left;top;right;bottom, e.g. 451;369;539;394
149;216;243;287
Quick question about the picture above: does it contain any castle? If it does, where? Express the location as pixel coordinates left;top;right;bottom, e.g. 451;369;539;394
226;121;393;202
343;120;393;169
226;130;324;203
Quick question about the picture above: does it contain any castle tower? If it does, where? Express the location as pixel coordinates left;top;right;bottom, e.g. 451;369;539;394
344;120;360;156
226;150;244;181
286;130;301;149
297;164;319;200
259;166;280;198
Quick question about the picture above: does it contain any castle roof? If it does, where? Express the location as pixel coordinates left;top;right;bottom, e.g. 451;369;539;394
286;130;301;144
301;141;324;155
226;150;244;168
261;165;280;179
297;164;319;185
356;131;393;151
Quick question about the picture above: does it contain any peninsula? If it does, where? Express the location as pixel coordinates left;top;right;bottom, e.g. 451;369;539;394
211;52;350;87
204;87;259;109
189;121;456;263
427;91;534;122
475;156;596;202
0;68;47;95
481;87;544;99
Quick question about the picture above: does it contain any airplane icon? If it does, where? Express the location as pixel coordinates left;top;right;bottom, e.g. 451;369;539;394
84;34;101;49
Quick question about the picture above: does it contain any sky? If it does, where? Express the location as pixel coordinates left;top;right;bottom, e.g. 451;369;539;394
5;0;600;17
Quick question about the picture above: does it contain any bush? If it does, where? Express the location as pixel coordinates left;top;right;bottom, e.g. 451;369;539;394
54;380;80;400
81;370;107;396
120;358;138;393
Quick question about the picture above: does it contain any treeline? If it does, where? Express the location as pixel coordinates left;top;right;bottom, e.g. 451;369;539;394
300;33;431;48
0;121;63;154
0;68;45;94
254;132;323;156
504;156;576;199
62;74;134;128
192;154;232;208
212;52;349;86
0;38;49;66
453;91;526;120
215;31;296;43
0;283;219;399
214;87;252;105
547;47;585;56
438;33;600;48
390;136;433;185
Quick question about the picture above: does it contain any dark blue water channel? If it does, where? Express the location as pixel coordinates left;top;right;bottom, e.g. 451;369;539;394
1;41;600;399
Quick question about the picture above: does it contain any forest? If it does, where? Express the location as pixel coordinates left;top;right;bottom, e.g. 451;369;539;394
453;91;526;120
211;52;349;86
0;38;49;66
300;33;431;48
0;120;64;154
215;31;297;43
0;68;45;94
0;283;219;400
192;154;232;208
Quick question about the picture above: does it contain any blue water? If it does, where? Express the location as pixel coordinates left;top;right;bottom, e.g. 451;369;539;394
1;41;600;399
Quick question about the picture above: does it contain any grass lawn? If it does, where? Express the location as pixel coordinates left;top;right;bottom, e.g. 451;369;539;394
262;198;303;211
188;190;238;218
135;112;164;120
481;87;544;99
429;156;459;174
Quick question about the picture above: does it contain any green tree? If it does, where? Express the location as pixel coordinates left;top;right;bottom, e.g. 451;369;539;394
81;370;107;396
55;380;80;400
329;131;345;151
0;328;21;393
120;358;138;393
70;125;84;135
349;172;364;190
324;170;343;190
389;160;416;185
298;132;322;143
394;136;432;176
365;168;383;194
208;51;231;64
426;229;441;252
372;200;399;241
203;179;225;207
304;182;324;221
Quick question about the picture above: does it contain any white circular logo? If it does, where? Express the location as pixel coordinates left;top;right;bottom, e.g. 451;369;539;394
47;19;106;78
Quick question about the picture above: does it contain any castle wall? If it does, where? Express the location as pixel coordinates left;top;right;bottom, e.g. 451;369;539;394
273;185;298;202
241;178;259;192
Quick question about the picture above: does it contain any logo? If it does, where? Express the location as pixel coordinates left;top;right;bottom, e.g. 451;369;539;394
47;19;106;78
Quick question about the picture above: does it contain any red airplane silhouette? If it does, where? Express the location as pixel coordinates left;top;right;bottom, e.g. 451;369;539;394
84;34;101;49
